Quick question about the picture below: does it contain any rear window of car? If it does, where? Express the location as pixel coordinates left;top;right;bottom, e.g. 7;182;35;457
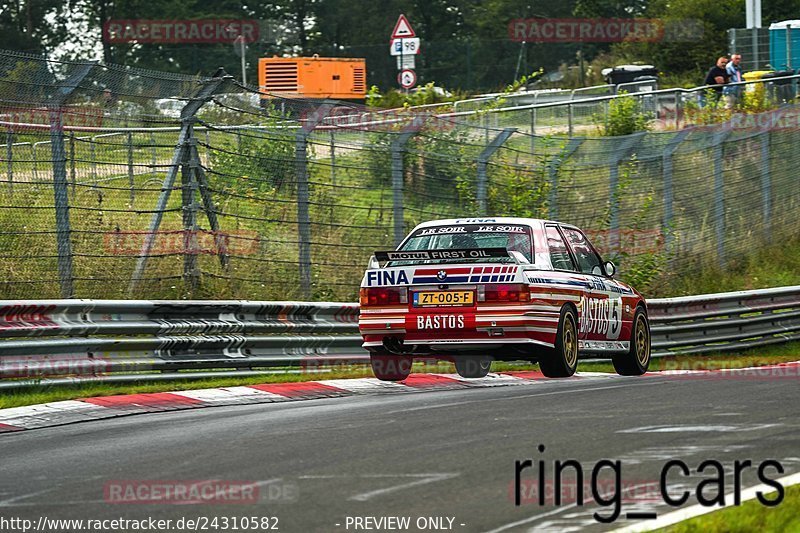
393;224;533;265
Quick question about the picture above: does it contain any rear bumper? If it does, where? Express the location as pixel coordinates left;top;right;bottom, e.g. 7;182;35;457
358;301;562;356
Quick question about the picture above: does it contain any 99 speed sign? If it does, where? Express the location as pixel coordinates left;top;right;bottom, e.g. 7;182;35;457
398;69;417;89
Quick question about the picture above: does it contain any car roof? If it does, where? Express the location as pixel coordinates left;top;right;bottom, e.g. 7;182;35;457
412;217;570;229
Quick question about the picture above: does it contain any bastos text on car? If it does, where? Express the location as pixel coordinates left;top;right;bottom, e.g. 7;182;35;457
358;218;651;381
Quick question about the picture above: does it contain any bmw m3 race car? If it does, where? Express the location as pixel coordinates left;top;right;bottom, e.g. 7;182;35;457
358;218;651;381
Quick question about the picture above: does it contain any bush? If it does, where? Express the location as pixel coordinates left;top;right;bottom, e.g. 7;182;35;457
600;92;652;136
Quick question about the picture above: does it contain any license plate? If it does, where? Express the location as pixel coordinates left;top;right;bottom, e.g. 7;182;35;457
413;290;474;308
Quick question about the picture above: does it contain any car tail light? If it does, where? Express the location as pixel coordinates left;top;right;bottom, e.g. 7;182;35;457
480;284;530;303
359;287;408;306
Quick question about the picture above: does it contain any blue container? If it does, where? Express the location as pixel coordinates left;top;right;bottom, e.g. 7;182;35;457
769;21;800;70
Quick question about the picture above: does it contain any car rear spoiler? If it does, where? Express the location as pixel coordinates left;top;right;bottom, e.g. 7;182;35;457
373;248;529;265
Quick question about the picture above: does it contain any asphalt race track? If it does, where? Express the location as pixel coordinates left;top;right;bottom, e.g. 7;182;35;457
1;372;798;532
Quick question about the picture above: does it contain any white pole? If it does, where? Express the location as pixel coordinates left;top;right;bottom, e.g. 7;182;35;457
240;37;247;86
746;0;761;28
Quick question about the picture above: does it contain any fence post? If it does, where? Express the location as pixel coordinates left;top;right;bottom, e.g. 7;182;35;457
295;102;334;300
189;142;229;269
6;127;13;190
204;129;210;165
68;132;76;195
295;132;311;299
90;137;97;180
391;131;417;246
530;107;536;138
760;130;771;243
127;131;135;205
48;62;94;298
713;130;732;268
568;101;574;136
330;130;336;187
476;128;516;215
128;72;231;296
32;142;38;182
662;129;691;254
608;133;645;251
182;133;199;293
547;138;583;221
150;132;157;170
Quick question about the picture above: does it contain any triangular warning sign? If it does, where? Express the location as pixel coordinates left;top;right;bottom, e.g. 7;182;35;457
391;14;415;38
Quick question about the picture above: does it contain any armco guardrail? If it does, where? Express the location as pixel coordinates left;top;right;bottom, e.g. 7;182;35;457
0;300;364;388
1;285;799;387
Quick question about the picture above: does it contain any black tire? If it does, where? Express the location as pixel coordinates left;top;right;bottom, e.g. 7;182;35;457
612;307;651;376
370;353;412;381
539;306;579;378
454;356;492;378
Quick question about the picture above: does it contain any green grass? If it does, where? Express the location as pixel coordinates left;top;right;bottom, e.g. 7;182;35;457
659;484;800;533
2;341;799;410
656;235;800;297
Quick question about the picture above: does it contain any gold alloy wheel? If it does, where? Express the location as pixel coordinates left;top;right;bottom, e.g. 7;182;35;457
564;314;578;368
635;315;650;366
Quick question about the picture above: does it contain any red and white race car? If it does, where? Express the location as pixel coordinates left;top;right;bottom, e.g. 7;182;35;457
358;217;651;381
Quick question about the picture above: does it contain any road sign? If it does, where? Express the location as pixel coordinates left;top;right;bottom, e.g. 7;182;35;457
391;14;416;38
398;69;417;89
396;55;415;70
390;37;420;56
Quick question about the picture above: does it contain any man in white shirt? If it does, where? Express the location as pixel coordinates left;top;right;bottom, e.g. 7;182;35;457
724;54;744;109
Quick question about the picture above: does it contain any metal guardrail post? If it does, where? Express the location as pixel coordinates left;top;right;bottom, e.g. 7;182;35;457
530;108;536;138
90;137;97;180
547;138;583;221
127;131;135;206
295;102;334;300
713;130;732;268
391;131;416;247
568;101;574;136
32;142;38;181
128;72;230;296
760;130;772;243
330;130;336;187
476;128;516;215
6;127;12;190
150;132;157;170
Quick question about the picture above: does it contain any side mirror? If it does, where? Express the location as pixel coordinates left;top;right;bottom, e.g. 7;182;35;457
368;255;380;269
604;261;616;278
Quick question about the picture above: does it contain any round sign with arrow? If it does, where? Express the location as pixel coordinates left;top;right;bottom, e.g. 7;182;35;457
398;69;417;89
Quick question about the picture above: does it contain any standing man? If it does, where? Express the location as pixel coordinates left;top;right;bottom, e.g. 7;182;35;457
724;54;744;109
703;57;729;107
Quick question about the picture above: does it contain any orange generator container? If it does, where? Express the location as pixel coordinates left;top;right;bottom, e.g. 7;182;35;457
258;56;367;100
